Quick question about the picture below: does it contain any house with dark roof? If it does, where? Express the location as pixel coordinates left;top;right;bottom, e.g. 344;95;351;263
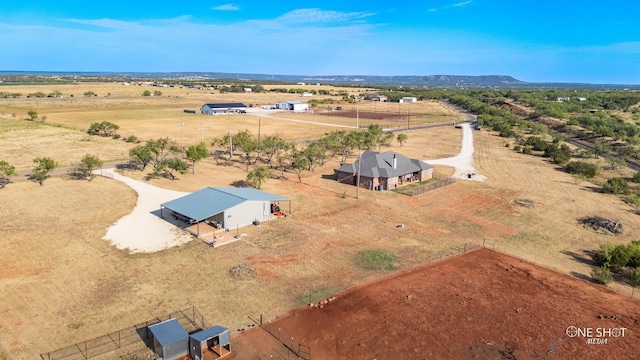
335;150;433;190
201;103;247;115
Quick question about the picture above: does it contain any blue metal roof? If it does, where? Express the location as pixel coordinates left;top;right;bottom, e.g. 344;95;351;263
203;103;247;108
190;325;230;342
148;318;189;346
161;187;288;222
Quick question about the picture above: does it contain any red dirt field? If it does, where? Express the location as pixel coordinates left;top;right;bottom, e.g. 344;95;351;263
230;248;640;360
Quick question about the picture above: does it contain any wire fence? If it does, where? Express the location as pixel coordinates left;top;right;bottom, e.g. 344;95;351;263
40;307;211;360
480;239;640;300
248;314;311;360
393;177;456;196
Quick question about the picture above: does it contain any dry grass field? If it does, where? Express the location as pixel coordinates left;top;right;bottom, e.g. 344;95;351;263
1;84;639;359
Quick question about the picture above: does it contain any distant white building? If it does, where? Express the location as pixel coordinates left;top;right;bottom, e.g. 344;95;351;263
201;103;247;115
278;101;309;112
400;97;417;103
301;92;313;97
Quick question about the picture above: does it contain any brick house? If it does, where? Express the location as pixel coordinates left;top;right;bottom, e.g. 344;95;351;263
335;150;433;190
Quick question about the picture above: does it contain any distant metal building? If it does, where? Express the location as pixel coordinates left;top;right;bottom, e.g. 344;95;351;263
278;100;309;112
189;326;232;360
148;318;189;360
201;103;247;115
399;97;417;103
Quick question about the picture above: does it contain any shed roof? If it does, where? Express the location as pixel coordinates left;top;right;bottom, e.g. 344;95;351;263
148;318;189;346
162;187;288;222
190;326;230;342
281;100;306;105
202;103;247;109
336;150;432;179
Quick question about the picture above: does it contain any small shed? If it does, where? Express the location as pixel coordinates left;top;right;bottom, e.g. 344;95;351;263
189;326;232;360
148;318;189;360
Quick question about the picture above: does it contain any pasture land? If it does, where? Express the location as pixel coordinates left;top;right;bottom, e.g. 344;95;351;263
232;248;640;359
0;83;638;359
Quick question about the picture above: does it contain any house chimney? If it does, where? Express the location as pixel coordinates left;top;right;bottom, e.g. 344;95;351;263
392;154;397;169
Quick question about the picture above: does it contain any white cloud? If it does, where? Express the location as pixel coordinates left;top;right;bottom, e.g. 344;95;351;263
212;4;239;11
452;1;474;7
275;8;374;24
431;1;474;12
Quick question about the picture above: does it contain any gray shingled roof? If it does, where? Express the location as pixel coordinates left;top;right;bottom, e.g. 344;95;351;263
161;187;288;222
336;150;432;178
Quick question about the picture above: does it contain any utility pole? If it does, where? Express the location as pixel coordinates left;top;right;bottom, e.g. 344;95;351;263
258;118;261;145
180;120;185;150
198;122;207;143
229;127;233;161
356;108;361;200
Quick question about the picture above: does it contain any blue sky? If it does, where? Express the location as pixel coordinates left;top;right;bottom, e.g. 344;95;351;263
1;1;639;84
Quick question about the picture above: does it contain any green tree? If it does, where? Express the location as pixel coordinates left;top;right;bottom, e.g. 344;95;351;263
31;157;57;185
74;154;104;181
233;130;259;169
27;110;38;121
290;149;310;182
607;157;627;172
146;137;181;169
396;133;408;147
154;158;188;180
260;135;287;167
246;166;272;189
632;172;640;183
87;121;120;137
185;143;209;174
129;144;154;170
594;141;611;157
153;90;162;96
142;90;151;96
303;141;329;171
0;160;16;188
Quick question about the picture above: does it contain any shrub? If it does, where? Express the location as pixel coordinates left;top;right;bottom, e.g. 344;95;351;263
631;172;640;183
513;145;521;152
591;266;613;284
525;136;548;151
602;177;629;195
522;146;532;155
565;161;599;178
125;135;139;143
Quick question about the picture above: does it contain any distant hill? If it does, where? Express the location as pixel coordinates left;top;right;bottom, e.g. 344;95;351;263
1;71;637;89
